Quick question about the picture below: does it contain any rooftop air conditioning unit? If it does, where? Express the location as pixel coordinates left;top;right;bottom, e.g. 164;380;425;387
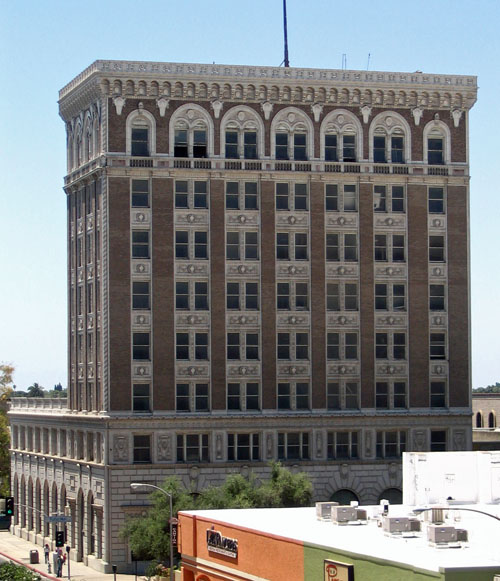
315;502;339;521
331;506;357;524
382;517;410;533
427;525;458;543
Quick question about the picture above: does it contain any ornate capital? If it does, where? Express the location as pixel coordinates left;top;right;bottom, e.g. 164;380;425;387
451;108;463;128
311;102;324;122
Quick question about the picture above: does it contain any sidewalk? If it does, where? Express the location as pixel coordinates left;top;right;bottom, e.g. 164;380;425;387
0;531;143;580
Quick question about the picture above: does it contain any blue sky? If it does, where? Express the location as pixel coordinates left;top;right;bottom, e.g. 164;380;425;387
1;0;499;390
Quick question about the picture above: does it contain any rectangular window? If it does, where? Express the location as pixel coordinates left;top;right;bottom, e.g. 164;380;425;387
345;382;359;409
278;432;309;460
373;135;386;162
391;186;405;212
176;333;189;360
276;233;289;260
391;136;404;163
276;183;289;210
277;283;290;310
345;333;358;360
294;183;308;210
225;130;238;158
176;281;189;309
430;285;445;311
295;333;309;359
375;284;387;310
277;382;291;410
194;281;209;310
245;282;259;310
430;333;446;359
133;281;150;310
376;431;406;458
428;138;444;165
429;187;445;213
374;234;387;261
327;432;358;460
429;236;445;262
275;132;288;160
133;333;150;360
294;133;307;160
174;129;188;157
294;233;308;260
133;384;150;413
327;333;340;360
226;232;240;260
295;282;308;309
132;180;149;207
326;233;339;261
376;333;388;359
343;134;356;162
177;434;209;462
175;231;189;259
194;181;208;208
228;433;260;461
326;283;340;311
374;186;386;212
277;333;290;359
176;383;190;412
325;184;338;211
131;128;149;157
344;234;358;261
376;283;405;311
226;181;239;209
430;430;447;451
194;231;208;259
326;184;357;211
195;384;209;411
394;382;407;408
227;333;240;360
133;435;151;463
277;281;309;310
175;180;189;208
244;232;259;260
392;235;405;262
431;382;446;408
245;182;258;209
132;231;150;259
376;382;389;409
327;382;340;410
195;333;208;360
325;134;337;161
227;382;260;411
246;333;259;360
226;282;240;310
193;130;207;158
244;131;257;159
393;333;406;359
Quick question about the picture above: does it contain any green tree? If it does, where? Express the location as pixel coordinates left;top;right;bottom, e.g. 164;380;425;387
0;364;14;496
121;464;312;562
27;383;45;397
0;561;41;580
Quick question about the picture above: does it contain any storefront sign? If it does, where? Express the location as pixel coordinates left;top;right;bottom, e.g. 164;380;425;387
206;528;238;558
324;559;354;581
171;523;178;548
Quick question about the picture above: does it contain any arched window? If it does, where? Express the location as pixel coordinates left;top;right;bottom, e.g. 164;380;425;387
378;488;402;504
271;107;314;161
369;112;411;164
488;412;496;428
475;411;483;428
169;104;213;159
126;108;156;157
330;489;359;505
423;120;451;165
320;109;363;163
220;106;264;160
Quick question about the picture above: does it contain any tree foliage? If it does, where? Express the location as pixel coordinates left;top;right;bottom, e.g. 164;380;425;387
121;464;312;562
473;382;500;393
0;364;14;496
27;383;45;397
0;561;41;581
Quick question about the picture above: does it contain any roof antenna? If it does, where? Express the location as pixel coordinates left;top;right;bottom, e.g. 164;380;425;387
367;53;371;70
283;0;290;67
342;54;347;70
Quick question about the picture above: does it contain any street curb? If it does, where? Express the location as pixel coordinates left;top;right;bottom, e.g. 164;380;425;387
0;549;59;581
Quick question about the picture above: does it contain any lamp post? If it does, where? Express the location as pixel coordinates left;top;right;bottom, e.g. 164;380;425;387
130;483;174;581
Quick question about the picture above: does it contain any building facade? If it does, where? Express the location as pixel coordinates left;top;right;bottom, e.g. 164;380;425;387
9;60;477;572
472;392;500;450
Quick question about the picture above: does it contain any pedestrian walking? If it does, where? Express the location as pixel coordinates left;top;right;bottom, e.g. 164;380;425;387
44;543;50;564
56;552;64;577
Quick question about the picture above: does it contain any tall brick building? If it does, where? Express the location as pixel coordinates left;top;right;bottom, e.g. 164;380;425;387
9;60;477;571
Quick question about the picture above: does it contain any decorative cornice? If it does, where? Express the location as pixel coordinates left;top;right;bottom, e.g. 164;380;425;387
59;60;478;122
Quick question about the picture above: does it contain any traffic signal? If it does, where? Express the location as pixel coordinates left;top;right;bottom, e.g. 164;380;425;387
5;497;14;516
55;530;65;547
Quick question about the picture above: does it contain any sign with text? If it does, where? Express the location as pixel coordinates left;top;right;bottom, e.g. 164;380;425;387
206;528;238;558
324;559;354;581
171;523;178;548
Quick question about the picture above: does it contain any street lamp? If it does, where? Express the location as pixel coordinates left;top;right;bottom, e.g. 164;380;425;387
130;483;174;581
